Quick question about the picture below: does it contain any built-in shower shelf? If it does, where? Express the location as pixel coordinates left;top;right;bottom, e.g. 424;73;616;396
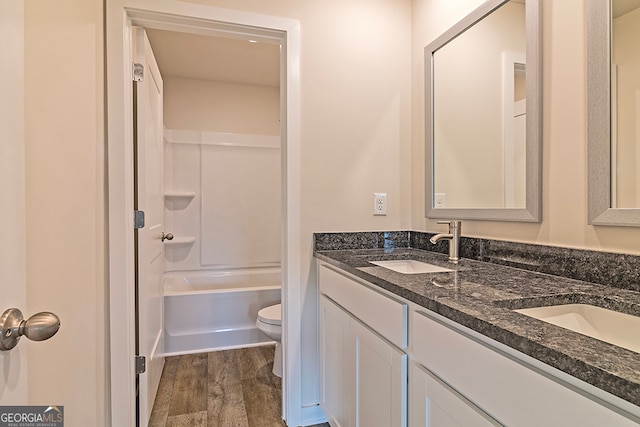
164;191;196;200
164;237;196;246
164;192;196;210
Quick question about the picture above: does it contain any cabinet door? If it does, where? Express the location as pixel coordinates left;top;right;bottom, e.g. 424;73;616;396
351;320;407;427
319;295;351;427
410;362;501;427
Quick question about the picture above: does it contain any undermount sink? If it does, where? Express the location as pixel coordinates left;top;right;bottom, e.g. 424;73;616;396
515;304;640;353
368;260;454;274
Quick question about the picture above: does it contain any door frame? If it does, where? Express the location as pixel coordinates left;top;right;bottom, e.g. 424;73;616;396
105;1;302;425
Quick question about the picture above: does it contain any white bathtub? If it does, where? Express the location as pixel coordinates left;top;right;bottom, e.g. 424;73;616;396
163;268;281;356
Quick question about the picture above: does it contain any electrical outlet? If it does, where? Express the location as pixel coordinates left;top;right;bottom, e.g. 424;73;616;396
374;193;387;216
434;193;446;208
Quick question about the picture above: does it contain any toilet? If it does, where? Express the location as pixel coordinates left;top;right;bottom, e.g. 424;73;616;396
256;303;282;377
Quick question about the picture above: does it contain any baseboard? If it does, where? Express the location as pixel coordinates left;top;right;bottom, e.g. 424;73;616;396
300;404;327;426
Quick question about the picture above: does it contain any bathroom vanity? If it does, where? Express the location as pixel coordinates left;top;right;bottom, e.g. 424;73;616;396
315;241;640;427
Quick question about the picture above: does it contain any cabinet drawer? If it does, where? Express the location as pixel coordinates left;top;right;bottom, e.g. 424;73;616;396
412;310;639;427
319;263;407;349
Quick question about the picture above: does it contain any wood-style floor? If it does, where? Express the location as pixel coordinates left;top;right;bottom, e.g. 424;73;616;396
149;345;329;427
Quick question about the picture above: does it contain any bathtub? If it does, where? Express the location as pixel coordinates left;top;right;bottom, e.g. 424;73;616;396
163;267;281;356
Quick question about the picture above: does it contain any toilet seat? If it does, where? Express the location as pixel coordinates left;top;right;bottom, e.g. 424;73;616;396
257;304;281;326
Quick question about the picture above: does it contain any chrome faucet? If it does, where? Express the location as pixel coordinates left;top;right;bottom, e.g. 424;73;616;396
429;220;462;263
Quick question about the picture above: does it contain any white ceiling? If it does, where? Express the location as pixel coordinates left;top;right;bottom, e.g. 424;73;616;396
145;28;280;87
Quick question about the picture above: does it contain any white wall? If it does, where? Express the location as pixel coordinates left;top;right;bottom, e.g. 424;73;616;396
164;76;280;134
413;0;640;255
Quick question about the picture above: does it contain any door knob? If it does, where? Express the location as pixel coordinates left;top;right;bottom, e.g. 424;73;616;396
0;308;61;351
161;232;174;242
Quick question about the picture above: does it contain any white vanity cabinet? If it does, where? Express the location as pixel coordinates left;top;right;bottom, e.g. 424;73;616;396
316;259;640;427
318;263;408;427
411;310;640;427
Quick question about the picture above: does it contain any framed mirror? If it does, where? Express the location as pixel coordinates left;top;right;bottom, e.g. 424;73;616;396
425;0;542;222
588;0;640;226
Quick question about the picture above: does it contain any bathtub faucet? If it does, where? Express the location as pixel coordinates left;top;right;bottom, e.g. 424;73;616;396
429;220;461;263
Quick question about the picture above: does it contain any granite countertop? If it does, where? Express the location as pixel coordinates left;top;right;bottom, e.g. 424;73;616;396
314;247;640;409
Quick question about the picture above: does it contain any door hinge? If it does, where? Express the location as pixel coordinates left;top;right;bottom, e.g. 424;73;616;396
135;355;146;375
133;62;144;82
134;210;145;229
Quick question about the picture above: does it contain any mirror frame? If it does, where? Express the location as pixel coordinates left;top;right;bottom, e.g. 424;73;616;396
587;0;640;226
425;0;542;222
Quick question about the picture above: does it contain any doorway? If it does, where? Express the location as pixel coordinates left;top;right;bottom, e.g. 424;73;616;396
106;3;303;426
146;28;283;357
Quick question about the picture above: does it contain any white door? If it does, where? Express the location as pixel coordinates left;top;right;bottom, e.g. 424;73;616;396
133;26;165;426
319;295;351;427
0;0;27;402
350;320;407;427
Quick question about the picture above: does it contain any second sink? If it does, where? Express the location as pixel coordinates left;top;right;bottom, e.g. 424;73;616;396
369;260;454;274
515;304;640;353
